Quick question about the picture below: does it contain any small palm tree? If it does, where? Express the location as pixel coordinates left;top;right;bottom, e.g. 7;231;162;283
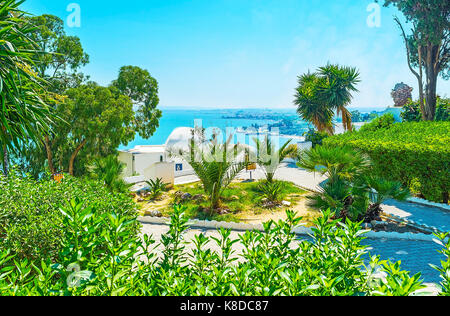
176;133;246;213
364;176;410;221
145;178;168;200
298;145;370;185
253;135;297;183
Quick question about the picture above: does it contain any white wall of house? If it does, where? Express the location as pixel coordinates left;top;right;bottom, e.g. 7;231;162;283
144;162;175;186
118;151;133;178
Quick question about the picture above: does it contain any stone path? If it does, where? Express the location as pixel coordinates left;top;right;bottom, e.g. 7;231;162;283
140;222;445;285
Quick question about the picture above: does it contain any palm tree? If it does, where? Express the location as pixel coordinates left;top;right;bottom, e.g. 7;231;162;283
294;65;360;134
177;133;247;213
317;64;360;132
294;72;334;134
298;145;370;185
364;176;410;221
253;135;297;183
0;0;52;174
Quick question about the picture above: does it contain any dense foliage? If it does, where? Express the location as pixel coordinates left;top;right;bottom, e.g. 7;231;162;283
303;128;329;148
2;201;445;296
401;98;450;122
324;122;450;203
379;0;449;120
0;172;137;261
298;145;409;221
358;113;395;133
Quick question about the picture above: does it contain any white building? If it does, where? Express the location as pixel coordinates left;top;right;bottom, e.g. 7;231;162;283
118;127;198;186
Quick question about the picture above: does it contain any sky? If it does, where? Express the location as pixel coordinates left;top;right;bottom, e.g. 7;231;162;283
23;0;450;109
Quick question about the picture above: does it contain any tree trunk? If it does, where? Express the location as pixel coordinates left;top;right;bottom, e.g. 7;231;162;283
68;139;87;176
424;44;439;121
44;136;56;174
417;45;426;121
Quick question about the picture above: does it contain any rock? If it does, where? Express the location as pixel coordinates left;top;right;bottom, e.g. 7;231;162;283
150;210;163;217
181;193;192;200
281;201;291;206
192;194;205;201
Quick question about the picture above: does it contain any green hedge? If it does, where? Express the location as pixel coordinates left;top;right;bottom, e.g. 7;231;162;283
0;172;138;261
324;121;450;203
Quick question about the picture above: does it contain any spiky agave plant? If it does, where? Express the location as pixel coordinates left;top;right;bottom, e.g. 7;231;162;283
145;178;168;200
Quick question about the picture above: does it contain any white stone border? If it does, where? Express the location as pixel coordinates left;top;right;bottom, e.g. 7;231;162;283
138;216;442;242
407;197;450;212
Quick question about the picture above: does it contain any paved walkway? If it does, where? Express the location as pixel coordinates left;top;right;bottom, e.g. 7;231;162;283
140;222;445;285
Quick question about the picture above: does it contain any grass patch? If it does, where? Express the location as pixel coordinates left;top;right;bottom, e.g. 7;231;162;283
151;180;308;222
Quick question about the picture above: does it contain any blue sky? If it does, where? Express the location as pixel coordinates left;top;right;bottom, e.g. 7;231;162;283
24;0;449;109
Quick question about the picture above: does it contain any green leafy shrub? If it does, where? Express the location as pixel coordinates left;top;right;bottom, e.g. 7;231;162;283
324;121;450;203
303;128;329;148
0;202;432;296
359;113;395;133
0;171;138;262
431;232;450;296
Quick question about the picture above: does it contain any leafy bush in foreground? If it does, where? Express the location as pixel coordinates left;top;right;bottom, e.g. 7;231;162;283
324;121;450;203
0;172;138;262
1;201;441;296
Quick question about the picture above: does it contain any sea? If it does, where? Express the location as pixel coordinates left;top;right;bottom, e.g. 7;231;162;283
120;107;384;150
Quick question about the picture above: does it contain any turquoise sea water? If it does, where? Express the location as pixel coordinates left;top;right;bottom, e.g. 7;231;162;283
120;108;309;150
120;107;386;150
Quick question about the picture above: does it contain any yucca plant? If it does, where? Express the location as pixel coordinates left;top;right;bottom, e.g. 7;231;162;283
0;0;53;173
253;135;297;183
145;178;168;200
89;154;130;192
176;133;246;213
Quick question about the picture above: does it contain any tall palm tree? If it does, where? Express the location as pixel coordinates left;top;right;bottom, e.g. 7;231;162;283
294;65;360;134
294;72;334;134
318;64;360;132
0;0;52;174
253;135;296;183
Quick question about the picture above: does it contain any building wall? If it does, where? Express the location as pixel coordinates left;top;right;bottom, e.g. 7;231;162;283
118;151;133;178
